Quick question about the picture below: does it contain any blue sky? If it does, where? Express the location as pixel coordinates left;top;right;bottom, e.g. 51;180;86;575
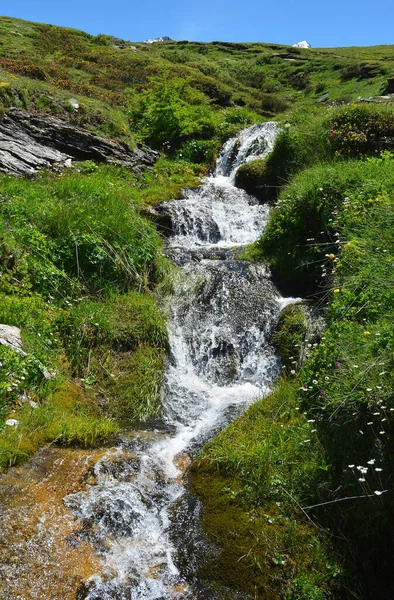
3;0;394;47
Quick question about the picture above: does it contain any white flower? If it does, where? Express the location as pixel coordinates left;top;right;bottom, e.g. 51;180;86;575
348;464;355;468
290;370;296;375
367;422;373;425
307;419;316;423
375;468;383;472
358;478;366;482
5;419;19;427
374;490;384;496
379;431;386;435
367;459;375;465
312;379;318;385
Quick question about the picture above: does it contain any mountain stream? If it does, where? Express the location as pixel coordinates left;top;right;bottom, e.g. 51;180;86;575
1;122;298;600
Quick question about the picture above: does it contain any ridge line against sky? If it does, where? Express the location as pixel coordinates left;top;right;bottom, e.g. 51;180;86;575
2;0;394;48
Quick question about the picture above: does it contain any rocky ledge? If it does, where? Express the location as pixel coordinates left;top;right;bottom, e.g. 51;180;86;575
0;109;158;176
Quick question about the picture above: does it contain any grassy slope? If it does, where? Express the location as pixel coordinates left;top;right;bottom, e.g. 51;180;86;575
192;108;394;599
0;15;394;599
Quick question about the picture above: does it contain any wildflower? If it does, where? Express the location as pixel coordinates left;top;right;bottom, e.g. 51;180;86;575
290;370;296;375
325;376;330;381
366;389;372;392
348;464;355;468
311;429;317;433
329;253;335;259
312;379;318;385
367;459;375;465
333;288;340;293
307;419;316;423
358;478;366;482
375;468;383;472
379;431;386;435
364;331;371;336
374;490;384;496
367;422;373;425
357;466;368;474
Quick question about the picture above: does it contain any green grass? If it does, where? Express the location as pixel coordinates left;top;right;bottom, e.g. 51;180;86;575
191;380;340;599
0;162;179;467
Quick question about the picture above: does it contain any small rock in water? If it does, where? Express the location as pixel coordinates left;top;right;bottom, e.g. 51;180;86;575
5;419;19;427
292;40;312;48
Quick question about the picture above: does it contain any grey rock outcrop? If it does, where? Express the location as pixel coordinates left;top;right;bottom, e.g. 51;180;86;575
0;109;158;177
0;324;26;356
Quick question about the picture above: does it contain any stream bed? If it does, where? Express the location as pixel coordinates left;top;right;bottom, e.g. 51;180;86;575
0;122;296;600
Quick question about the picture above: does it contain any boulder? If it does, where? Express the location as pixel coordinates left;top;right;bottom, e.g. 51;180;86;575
0;324;25;355
0;109;158;177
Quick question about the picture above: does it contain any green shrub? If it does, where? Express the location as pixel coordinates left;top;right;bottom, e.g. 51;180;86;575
340;62;385;81
327;103;394;157
260;93;289;114
255;154;394;295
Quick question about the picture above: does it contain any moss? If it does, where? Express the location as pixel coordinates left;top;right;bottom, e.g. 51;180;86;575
189;468;336;600
0;382;119;470
273;303;308;371
99;345;167;423
234;158;272;201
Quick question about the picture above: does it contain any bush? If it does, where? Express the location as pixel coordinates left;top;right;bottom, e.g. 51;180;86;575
256;153;394;296
327;103;394;157
128;76;217;148
260;93;289;114
340;62;385;81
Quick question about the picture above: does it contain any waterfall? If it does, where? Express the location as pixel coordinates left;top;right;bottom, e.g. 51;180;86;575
66;122;294;600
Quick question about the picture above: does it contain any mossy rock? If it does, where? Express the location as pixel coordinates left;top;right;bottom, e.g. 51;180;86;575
273;303;308;371
188;468;334;600
234;158;272;201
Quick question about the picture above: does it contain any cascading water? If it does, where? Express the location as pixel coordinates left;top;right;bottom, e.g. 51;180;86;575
64;122;294;600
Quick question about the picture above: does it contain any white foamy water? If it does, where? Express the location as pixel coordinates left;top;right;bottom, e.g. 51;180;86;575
65;122;297;600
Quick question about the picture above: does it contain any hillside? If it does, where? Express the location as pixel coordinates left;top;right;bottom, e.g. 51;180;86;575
0;15;393;600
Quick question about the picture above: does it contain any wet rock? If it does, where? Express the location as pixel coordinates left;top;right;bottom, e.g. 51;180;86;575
0;109;158;176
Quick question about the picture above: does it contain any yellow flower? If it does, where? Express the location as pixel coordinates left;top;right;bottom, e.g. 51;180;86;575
333;288;340;293
364;331;371;336
329;253;335;259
